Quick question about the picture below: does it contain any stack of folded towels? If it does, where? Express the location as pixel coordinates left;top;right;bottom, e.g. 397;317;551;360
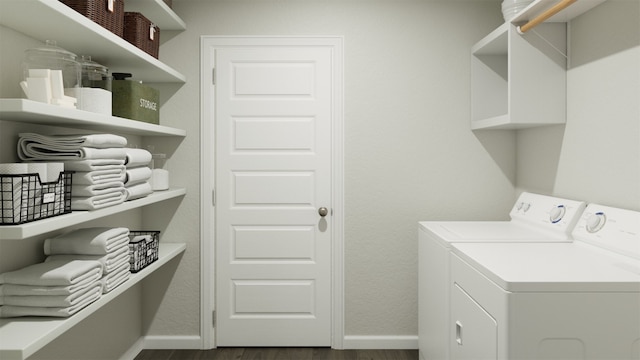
0;259;103;318
123;148;153;201
17;133;129;211
44;227;132;295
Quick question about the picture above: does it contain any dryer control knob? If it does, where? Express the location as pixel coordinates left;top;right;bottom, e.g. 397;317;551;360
522;203;531;212
549;205;566;223
516;202;524;211
586;212;606;233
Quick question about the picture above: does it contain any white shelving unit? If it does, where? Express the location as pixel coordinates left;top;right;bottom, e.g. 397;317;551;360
470;0;608;130
0;243;186;360
0;188;186;240
0;1;188;359
0;99;186;136
0;0;186;83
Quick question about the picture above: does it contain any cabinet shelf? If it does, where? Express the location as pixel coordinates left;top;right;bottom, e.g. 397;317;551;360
512;0;608;24
0;0;186;83
0;242;186;360
0;99;186;136
0;188;186;240
125;0;186;31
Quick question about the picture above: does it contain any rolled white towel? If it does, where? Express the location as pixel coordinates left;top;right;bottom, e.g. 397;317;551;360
0;260;103;287
0;280;103;307
124;148;152;168
72;167;126;185
44;227;130;256
63;159;125;171
71;190;126;210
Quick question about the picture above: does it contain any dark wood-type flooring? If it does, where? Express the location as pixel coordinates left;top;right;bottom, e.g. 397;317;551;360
134;348;418;360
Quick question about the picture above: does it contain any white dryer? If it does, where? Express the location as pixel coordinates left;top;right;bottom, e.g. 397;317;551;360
450;204;640;359
418;192;586;360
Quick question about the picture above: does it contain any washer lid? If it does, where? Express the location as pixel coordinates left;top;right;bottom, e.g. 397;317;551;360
452;242;640;292
419;221;571;245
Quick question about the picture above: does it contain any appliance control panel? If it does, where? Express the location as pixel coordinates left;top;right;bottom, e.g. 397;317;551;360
510;192;586;234
573;204;640;259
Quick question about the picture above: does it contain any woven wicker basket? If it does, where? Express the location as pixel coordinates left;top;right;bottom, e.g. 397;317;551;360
60;0;124;37
123;12;160;59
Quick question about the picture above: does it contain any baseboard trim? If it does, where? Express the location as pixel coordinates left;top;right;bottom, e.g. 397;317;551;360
142;335;203;350
342;335;418;350
120;337;145;360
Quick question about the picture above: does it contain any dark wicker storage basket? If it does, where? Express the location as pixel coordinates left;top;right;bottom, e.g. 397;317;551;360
123;12;160;59
128;230;160;272
60;0;124;37
0;171;73;225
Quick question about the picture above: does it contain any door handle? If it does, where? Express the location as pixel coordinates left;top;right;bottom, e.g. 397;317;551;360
456;321;463;345
318;207;329;217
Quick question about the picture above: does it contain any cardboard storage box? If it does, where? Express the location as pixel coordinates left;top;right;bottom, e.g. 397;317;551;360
111;73;159;124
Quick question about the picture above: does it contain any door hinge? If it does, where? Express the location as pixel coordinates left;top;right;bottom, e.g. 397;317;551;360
212;310;215;326
212;67;215;85
212;189;216;206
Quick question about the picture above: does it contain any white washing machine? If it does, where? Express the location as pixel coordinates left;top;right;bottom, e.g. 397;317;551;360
418;192;586;360
450;204;640;359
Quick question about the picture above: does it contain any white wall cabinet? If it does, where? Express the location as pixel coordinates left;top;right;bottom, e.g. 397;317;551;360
471;0;607;130
0;1;187;358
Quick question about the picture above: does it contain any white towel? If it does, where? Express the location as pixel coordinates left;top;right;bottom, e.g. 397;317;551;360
63;159;125;171
124;182;153;201
18;144;127;161
71;190;126;210
0;281;102;307
0;277;97;296
124;148;152;168
0;286;101;317
44;227;130;255
125;166;152;185
71;181;124;197
46;245;130;274
0;260;103;287
18;133;127;149
101;263;131;293
72;167;126;185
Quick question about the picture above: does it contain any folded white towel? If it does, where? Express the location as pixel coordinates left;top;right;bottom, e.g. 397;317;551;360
125;166;152;185
18;133;127;149
46;245;130;274
71;190;126;210
0;275;97;296
0;285;102;317
101;263;131;293
124;148;152;168
0;281;102;307
125;181;153;201
71;181;124;197
18;142;127;161
72;167;126;185
44;227;130;255
0;260;103;287
63;159;125;171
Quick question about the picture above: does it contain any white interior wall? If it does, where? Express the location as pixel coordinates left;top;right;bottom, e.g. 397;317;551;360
516;0;640;211
146;0;512;341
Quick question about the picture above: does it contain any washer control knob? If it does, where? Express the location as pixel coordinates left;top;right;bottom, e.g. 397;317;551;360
522;203;531;212
549;205;566;223
516;202;524;211
586;212;606;233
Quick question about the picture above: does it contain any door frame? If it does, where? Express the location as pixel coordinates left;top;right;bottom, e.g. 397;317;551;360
200;36;344;349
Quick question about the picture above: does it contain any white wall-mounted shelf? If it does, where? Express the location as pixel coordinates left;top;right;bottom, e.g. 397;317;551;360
0;0;186;83
0;188;186;240
0;242;186;360
125;0;186;31
0;99;187;137
512;0;608;24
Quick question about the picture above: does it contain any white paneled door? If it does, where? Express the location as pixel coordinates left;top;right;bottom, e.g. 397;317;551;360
214;43;335;346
